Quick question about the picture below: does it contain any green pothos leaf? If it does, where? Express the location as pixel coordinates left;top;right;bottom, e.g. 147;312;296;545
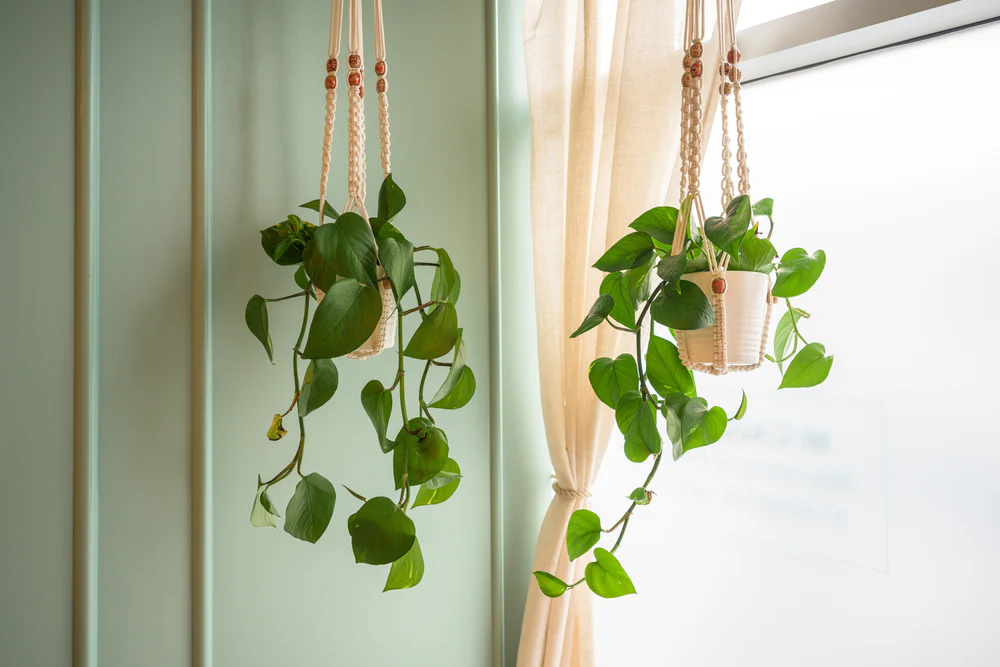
384;538;424;592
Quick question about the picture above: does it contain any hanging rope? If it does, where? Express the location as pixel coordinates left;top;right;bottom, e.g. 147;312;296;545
317;0;344;227
373;0;392;177
672;0;773;376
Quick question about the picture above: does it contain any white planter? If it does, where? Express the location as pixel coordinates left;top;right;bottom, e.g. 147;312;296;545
679;270;770;366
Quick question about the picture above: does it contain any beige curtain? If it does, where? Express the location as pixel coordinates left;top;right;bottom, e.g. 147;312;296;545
516;1;732;665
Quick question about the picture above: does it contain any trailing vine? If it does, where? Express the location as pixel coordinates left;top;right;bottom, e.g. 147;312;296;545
533;196;832;599
245;174;475;591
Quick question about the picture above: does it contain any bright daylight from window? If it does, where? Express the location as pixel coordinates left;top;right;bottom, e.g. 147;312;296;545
592;19;1000;667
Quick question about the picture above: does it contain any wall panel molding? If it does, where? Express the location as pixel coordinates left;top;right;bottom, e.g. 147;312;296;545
74;0;100;664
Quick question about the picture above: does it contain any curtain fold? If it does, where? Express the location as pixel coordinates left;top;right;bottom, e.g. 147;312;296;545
516;1;733;664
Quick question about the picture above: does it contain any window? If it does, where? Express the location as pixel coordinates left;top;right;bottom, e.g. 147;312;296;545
592;21;1000;666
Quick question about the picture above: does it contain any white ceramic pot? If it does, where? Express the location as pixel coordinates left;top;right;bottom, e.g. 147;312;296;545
680;270;770;366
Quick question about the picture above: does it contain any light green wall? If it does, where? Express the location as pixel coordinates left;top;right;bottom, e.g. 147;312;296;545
493;0;551;664
210;0;493;664
0;1;76;666
0;0;493;665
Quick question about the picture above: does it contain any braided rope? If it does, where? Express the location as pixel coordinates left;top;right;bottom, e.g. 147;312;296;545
552;481;592;500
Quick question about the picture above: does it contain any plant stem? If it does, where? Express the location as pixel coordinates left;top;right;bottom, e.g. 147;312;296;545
785;298;808;345
635;283;664;397
401;300;443;316
610;454;662;554
397;301;411;508
430;360;452;367
412;282;428;321
418;360;434;423
292;294;311;475
604;319;633;333
262;294;311;487
265;291;308;303
414;262;440;267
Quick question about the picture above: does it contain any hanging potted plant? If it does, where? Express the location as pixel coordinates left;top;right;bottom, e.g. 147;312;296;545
243;0;475;592
532;0;833;600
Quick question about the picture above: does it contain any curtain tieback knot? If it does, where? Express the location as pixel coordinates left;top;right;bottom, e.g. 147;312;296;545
552;481;591;499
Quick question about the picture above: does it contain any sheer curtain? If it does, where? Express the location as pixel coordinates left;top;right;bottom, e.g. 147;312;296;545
515;1;730;665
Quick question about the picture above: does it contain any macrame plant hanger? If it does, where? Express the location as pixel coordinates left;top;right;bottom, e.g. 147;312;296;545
671;0;773;376
316;0;397;360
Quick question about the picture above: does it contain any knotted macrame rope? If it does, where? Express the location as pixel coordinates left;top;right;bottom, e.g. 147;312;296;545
671;0;773;376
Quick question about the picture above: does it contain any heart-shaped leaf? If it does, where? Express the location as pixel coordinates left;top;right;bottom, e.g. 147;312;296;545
283;473;336;543
348;496;416;565
566;509;603;561
430;248;461;306
730;232;777;273
307;212;379;288
571;294;614;338
645;334;696;398
599;272;637;330
624;398;660;463
404;302;459;359
393;420;449;489
260;215;316;265
733;390;748;420
299;198;340;221
533;571;569;598
772;248;826;298
588;354;639;409
302;279;383;359
298;359;339;417
429;329;476;409
250;475;279;528
628;206;681;245
384;538;424;592
674;399;727;460
379;237;416;300
412;458;462;508
294;265;311;291
779;342;833;389
244;295;273;362
593;232;655;272
773;308;807;372
361;380;394;452
627;487;651;505
650;280;715;330
656;253;687;283
377;173;407;222
585;548;637;598
614;390;643;436
704;195;752;257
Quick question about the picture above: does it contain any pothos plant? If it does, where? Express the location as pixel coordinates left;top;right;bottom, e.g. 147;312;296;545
533;195;832;599
244;174;475;592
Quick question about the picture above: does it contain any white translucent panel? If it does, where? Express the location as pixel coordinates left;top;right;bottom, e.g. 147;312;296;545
738;0;834;29
593;22;1000;666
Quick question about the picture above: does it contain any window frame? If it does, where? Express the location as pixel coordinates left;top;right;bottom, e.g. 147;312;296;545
739;0;1000;81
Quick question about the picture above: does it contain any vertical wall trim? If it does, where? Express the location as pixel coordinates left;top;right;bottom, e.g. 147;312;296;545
486;0;506;665
191;0;214;664
73;0;100;665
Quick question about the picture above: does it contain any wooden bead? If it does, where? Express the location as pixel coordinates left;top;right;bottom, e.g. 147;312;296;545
690;61;703;78
374;60;386;76
682;54;693;70
359;85;365;99
348;53;361;68
723;82;732;95
325;75;336;90
728;47;741;64
682;73;693;88
376;78;387;93
712;278;727;294
720;62;731;77
348;72;361;86
689;42;703;58
728;67;742;82
327;57;337;73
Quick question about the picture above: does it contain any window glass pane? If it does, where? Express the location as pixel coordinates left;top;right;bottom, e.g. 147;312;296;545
593;22;1000;666
738;0;834;29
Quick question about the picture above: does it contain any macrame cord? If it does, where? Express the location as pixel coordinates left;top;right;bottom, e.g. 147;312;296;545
672;0;773;376
315;0;397;360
